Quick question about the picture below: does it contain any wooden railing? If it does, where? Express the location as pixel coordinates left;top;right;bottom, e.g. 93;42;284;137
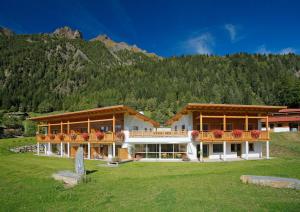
197;130;269;141
129;130;188;138
36;132;123;143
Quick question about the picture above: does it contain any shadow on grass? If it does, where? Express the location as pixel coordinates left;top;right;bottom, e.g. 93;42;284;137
86;170;98;175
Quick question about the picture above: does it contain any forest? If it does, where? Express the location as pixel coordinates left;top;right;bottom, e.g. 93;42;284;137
0;33;300;123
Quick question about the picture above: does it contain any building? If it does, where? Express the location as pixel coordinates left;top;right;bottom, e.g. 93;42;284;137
261;109;300;132
30;103;286;161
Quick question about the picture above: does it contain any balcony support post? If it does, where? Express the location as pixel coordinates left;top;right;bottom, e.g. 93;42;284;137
48;142;51;155
245;115;248;131
223;115;226;131
245;141;249;160
48;123;51;135
223;141;226;161
67;121;70;134
266;116;269;139
113;142;116;157
200;141;203;162
37;142;40;156
159;144;161;159
60;142;63;157
113;113;116;135
60;121;63;134
67;142;70;158
266;141;270;159
88;142;91;159
87;118;90;134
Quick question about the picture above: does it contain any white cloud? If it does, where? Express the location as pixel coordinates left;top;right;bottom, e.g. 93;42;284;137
256;45;296;55
279;47;296;55
224;24;237;42
185;33;214;54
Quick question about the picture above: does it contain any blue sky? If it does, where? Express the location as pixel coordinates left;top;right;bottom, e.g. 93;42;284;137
0;0;299;57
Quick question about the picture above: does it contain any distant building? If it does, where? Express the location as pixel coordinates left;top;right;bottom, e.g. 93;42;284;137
262;109;300;132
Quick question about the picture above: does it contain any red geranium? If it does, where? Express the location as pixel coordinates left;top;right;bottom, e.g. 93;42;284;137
251;130;260;139
232;129;243;138
82;132;89;141
95;131;104;140
191;130;199;140
58;133;65;141
213;130;224;138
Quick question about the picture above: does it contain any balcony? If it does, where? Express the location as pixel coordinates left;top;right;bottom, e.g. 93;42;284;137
36;132;124;143
129;130;188;138
196;130;269;142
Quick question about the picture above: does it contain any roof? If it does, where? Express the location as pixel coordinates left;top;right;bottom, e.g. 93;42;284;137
166;103;286;125
278;108;300;113
29;105;160;127
266;116;300;123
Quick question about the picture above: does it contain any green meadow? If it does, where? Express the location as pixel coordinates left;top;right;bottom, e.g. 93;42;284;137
0;133;299;211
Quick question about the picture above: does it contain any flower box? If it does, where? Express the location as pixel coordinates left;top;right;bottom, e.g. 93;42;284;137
213;130;224;138
251;130;260;139
191;130;199;140
82;132;89;141
232;130;243;138
95;131;104;140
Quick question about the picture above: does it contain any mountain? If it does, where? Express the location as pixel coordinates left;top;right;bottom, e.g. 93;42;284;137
0;26;300;123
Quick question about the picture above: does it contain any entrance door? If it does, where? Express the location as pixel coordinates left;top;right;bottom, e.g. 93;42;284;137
203;144;209;158
237;144;241;157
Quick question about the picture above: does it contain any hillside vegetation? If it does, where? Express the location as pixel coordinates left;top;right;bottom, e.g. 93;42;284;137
1;28;300;123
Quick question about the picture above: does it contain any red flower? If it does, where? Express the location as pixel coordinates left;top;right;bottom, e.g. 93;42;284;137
232;130;243;138
213;130;224;138
191;130;199;140
82;132;89;141
95;131;104;140
251;130;260;139
58;133;65;141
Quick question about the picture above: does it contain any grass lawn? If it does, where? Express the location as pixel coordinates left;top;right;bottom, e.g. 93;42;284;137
0;133;299;211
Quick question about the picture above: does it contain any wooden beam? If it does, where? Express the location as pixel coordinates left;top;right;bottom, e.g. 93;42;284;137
87;118;90;133
245;115;248;131
200;112;203;131
48;123;51;134
266;116;269;132
223;115;226;131
112;113;116;133
67;121;70;134
60;121;63;133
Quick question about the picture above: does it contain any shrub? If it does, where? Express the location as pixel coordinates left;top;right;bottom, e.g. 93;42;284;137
251;130;260;139
232;129;243;138
95;131;104;140
191;130;199;140
82;132;89;141
213;130;224;138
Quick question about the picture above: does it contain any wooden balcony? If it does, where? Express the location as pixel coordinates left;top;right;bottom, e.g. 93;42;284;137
196;130;269;142
129;130;188;138
36;132;124;143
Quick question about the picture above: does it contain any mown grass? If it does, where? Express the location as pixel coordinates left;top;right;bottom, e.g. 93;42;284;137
0;133;299;211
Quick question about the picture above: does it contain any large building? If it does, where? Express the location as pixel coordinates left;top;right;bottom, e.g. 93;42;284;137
262;108;300;132
30;103;285;161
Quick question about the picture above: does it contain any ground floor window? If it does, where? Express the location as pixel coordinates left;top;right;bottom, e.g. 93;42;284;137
249;143;254;152
134;144;186;159
213;144;223;153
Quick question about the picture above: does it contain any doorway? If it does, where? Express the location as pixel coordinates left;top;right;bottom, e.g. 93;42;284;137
236;144;241;157
197;144;209;158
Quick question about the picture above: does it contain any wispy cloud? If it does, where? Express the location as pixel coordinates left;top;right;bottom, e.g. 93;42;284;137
224;24;237;42
185;32;214;54
256;45;296;55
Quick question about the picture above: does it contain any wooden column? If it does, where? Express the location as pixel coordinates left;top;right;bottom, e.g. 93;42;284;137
67;121;70;134
60;121;63;134
87;118;90;133
223;115;226;131
245;115;248;131
48;123;51;134
266;116;269;139
199;112;203;131
37;125;40;134
112;113;116;133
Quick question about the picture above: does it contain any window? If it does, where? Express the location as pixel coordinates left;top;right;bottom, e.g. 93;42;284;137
231;144;236;152
277;124;282;127
248;124;254;130
174;125;178;131
203;123;209;131
262;123;266;128
213;144;223;153
181;125;185;130
144;128;147;131
132;126;139;131
249;143;254;152
226;123;233;131
270;124;274;129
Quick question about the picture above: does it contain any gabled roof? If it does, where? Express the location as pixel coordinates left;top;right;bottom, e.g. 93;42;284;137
29;105;160;127
166;103;286;125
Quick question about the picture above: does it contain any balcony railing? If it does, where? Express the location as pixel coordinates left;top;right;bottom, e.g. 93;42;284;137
36;132;124;143
129;130;188;138
196;130;269;141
